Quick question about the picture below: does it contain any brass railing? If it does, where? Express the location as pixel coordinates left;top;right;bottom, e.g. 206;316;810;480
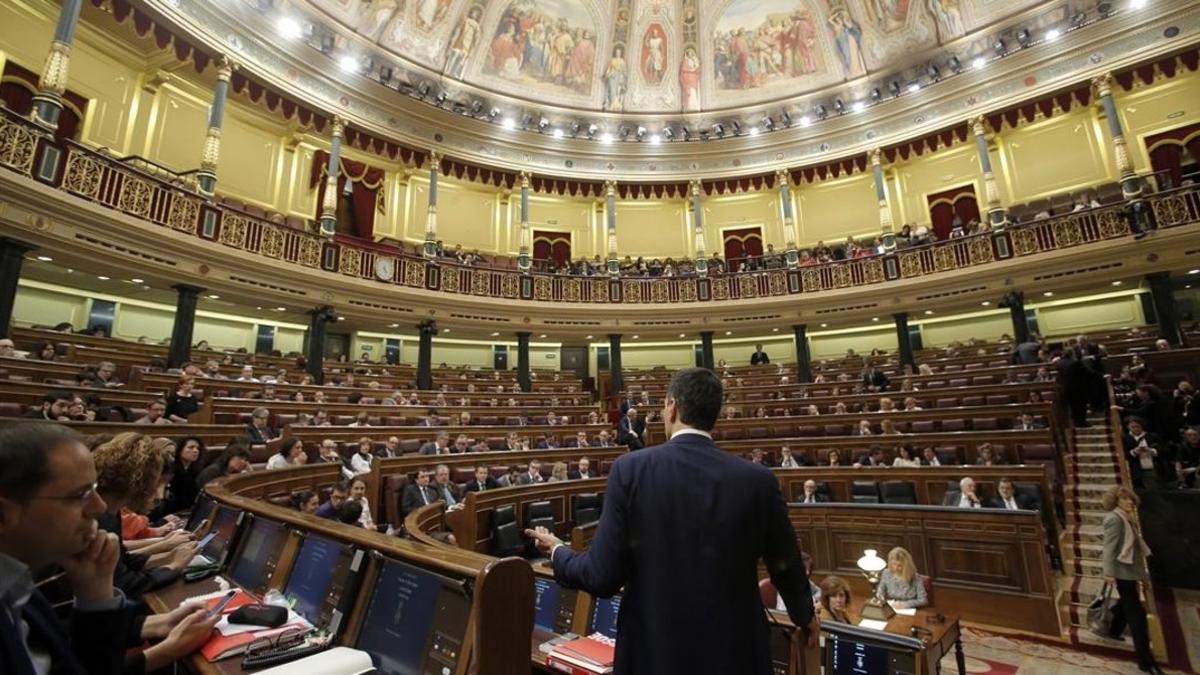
3;107;1199;305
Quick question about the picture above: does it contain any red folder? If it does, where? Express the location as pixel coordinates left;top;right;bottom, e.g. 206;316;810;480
547;634;615;674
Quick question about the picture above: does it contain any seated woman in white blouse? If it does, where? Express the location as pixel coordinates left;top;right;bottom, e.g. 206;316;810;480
878;546;929;609
892;445;922;467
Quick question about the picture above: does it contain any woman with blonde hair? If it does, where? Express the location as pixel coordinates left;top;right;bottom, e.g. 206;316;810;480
818;575;854;622
549;461;569;482
879;546;929;608
1101;487;1160;673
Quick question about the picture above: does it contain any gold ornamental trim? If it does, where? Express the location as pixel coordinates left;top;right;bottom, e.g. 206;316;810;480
299;236;322;267
338;246;361;276
167;195;201;234
37;41;72;96
0;116;40;176
63;149;102;199
219;213;248;248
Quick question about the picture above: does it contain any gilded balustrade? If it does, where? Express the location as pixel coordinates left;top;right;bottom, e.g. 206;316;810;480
1;109;1198;306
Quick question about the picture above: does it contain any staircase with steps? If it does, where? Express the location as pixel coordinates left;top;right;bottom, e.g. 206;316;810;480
1059;413;1126;634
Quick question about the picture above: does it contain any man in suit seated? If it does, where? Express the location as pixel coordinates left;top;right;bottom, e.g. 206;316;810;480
523;367;818;674
314;481;350;519
861;364;890;392
505;431;528;451
595;429;616;447
618;407;646;450
750;343;770;365
1014;412;1047;431
22;390;73;420
243;407;276;443
570;431;590;448
1123;416;1165;489
748;448;774;467
779;446;811;468
798;479;827;504
853;446;887;468
419;430;453;455
463;465;499;493
517;459;545;485
419;409;440;427
989;477;1034;510
497;465;523;487
921;447;942;466
569;457;593;480
431;464;463;508
0;423;218;675
538;434;561;450
452;434;472;453
942;476;983;508
1174;426;1200;488
401;469;439;517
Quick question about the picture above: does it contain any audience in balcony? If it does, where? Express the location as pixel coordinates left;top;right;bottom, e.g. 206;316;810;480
497;465;523;487
548;461;570;482
878;547;929;609
944;477;983;508
1172;427;1199;488
420;430;453;456
827;450;844;467
799;479;826;504
78;360;122;388
862;364;889;392
853;419;874;436
348;477;375;529
267;437;308;470
292;490;320;514
23;390;73;420
163;436;204;514
538;434;562;450
750;344;770;365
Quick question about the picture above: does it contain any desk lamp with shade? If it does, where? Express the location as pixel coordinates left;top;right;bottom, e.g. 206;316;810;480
857;549;896;621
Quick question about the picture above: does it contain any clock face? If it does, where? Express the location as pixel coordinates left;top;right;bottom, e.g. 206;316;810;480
375;256;395;281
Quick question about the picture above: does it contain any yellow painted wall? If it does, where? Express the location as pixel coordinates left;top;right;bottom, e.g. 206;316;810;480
11;284;89;330
795;174;881;245
893;144;998;227
917;312;1013;346
998;112;1112;202
1121;71;1200;174
712;336;793;366
809;326;898;361
614;200;689;259
1033;293;1146;337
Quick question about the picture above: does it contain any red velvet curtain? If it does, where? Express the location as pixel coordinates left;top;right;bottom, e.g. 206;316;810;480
926;185;981;239
723;227;763;263
1;60;86;141
533;231;571;266
310;150;386;239
1145;122;1200;189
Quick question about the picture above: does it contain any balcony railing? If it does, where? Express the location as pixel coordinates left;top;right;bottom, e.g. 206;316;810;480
2;108;1198;305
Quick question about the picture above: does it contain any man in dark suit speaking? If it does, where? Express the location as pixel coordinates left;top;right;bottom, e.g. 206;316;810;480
525;368;818;674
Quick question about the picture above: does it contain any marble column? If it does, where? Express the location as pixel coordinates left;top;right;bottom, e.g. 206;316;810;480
1146;272;1184;347
608;334;624;398
167;284;205;369
1094;73;1143;202
31;0;83;130
605;180;619;277
318;116;345;238
416;321;435;390
196;58;234;196
778;170;799;268
516;331;531;392
793;324;811;384
305;306;337;385
691;180;708;278
871;149;896;251
0;238;37;339
894;312;914;369
972;116;1008;228
423;151;440;257
1005;291;1030;345
517;172;532;273
699;331;715;371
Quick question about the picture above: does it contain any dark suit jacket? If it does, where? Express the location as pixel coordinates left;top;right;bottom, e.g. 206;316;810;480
568;471;594;480
243;424;275;443
617;416;646;449
551;432;813;675
0;586;135;675
989;495;1034;510
750;351;770;365
463;477;499;493
537;440;561;450
419;442;452;455
796;492;827;504
400;484;438;517
862;370;890;390
1123;431;1165;485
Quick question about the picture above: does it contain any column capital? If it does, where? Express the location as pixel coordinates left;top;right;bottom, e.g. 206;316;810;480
215;56;237;81
792;323;807;332
892;311;909;320
0;237;38;255
775;169;790;186
699;330;714;337
604;179;617;195
1091;72;1115;98
689;179;703;196
330;115;346;138
515;330;532;338
428;149;441;166
869;148;883;166
170;283;206;296
608;333;623;341
520;171;531;188
971;115;988;137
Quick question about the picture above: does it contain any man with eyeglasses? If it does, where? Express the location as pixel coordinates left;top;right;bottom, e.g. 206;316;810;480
0;423;218;674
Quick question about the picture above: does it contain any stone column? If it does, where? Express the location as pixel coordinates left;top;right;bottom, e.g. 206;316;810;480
1146;272;1184;347
305;306;336;385
318;116;345;237
0;238;36;338
691;180;709;278
30;0;83;130
894;312;914;369
871;149;896;251
167;284;205;369
699;331;715;371
196;58;234;196
605;180;619;277
1094;73;1143;203
778;170;799;268
516;331;531;392
517;172;532;273
608;334;624;399
793;324;812;384
423;151;440;257
972;116;1008;228
416;320;436;390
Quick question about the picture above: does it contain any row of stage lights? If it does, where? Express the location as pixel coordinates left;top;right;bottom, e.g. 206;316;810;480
272;0;1148;144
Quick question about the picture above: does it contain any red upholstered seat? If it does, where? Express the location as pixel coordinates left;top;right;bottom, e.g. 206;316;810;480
971;375;995;386
971;418;999;430
940;419;966;432
961;396;985;407
986;395;1012;405
936;397;958;408
758;578;778;608
948;378;969;388
823;424;848;436
910;420;935;433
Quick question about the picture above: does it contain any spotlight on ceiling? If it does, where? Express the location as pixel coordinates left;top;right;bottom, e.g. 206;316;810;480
587;123;598;137
927;64;941;81
338;54;360;73
972;56;986;69
662;126;675;140
762;116;775;131
815;104;828;120
888;80;901;97
569;121;581;137
730;120;742;135
635;126;646;140
870;87;882;103
319;34;335;53
851;100;866;113
833;98;845;114
501;117;516;130
1070;12;1087;28
993;38;1007;55
949;56;962;73
1130;0;1148;8
1016;29;1031;47
648;133;661;144
680;126;691;140
277;16;304;39
799;114;812;127
907;81;921;93
538;117;550;131
1044;28;1061;41
552;128;564;139
599;131;614;143
781;110;793;126
748;126;760;136
417;80;431;97
712;122;725;137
